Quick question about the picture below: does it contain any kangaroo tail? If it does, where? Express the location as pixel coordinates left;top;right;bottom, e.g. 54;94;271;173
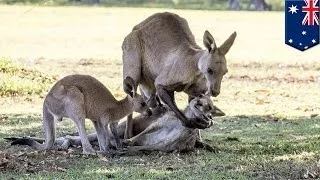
11;138;44;148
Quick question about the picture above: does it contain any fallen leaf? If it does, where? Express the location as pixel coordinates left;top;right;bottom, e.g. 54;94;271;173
254;89;270;93
263;115;280;122
0;115;8;121
256;99;270;105
99;156;109;163
234;91;240;96
57;167;67;172
311;114;318;118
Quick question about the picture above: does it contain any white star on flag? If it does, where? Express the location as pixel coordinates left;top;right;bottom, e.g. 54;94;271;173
289;39;293;43
288;5;299;14
312;39;317;43
302;31;307;35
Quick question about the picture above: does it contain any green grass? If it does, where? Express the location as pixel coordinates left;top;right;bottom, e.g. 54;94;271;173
1;114;320;179
0;58;56;97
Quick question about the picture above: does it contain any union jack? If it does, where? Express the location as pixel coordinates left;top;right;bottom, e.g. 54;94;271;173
302;0;319;26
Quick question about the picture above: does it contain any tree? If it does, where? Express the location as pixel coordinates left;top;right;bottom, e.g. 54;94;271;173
228;0;241;10
247;0;272;11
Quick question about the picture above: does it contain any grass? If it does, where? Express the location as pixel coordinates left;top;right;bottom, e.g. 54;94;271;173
0;58;56;97
0;5;319;179
1;114;320;179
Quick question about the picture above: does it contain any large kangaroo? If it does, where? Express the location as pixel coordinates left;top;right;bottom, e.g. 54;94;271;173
124;95;225;152
9;96;224;153
122;12;236;130
23;74;151;155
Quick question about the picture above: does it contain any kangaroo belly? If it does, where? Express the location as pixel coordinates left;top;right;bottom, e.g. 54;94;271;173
135;116;198;151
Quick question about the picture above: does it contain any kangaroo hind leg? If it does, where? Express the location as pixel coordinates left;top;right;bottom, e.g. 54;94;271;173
122;32;142;96
65;86;96;155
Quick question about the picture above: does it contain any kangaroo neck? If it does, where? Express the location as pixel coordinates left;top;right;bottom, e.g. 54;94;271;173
182;47;205;66
186;49;206;70
116;96;133;118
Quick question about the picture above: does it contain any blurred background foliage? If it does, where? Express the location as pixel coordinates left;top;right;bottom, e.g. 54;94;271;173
0;0;284;11
0;58;57;97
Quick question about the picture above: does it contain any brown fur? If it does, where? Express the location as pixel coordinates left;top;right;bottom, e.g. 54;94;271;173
27;74;151;154
122;12;236;130
10;96;225;153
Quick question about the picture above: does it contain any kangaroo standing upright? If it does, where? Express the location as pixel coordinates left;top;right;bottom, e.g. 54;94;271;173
27;74;151;154
122;12;236;131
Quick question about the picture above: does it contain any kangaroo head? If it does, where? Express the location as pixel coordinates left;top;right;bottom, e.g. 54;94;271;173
189;95;225;121
124;76;152;116
131;93;152;116
198;30;237;97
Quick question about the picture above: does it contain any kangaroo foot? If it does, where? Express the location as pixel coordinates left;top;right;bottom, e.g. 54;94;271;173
122;139;133;146
82;146;96;155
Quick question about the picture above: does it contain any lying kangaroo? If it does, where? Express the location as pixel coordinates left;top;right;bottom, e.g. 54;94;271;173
122;12;236;130
9;96;224;153
124;96;225;152
24;74;151;155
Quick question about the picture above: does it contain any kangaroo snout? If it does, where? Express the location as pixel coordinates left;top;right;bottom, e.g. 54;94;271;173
212;90;220;97
207;89;220;97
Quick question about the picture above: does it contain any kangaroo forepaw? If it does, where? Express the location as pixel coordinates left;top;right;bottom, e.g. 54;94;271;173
82;150;97;155
82;146;96;155
122;139;133;146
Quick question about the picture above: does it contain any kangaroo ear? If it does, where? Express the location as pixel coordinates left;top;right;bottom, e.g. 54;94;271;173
219;31;237;55
123;76;136;98
212;106;225;117
203;30;216;53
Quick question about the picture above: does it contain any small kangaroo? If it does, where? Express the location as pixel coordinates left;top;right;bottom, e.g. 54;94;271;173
122;12;236;130
9;96;224;153
21;74;151;155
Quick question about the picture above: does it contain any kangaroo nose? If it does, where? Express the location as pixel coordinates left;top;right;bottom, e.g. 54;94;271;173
212;90;220;97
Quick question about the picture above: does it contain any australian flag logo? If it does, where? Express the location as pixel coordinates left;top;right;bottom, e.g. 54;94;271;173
285;0;320;51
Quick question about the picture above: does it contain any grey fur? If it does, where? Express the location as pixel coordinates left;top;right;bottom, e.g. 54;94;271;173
29;74;150;155
122;12;236;129
10;96;225;153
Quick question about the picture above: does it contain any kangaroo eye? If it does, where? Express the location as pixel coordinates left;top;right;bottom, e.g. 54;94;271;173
207;68;213;75
141;102;146;107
